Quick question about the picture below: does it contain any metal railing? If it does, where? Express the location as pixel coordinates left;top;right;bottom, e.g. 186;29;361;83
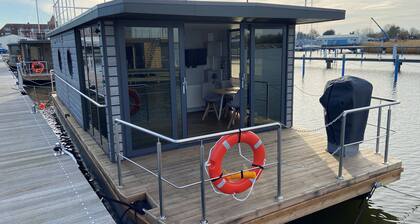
114;95;399;222
336;96;400;179
54;73;107;108
52;0;113;27
52;0;313;28
20;61;49;75
114;119;283;223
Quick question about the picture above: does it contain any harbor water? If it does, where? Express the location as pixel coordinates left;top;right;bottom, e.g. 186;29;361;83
292;53;420;223
24;53;420;223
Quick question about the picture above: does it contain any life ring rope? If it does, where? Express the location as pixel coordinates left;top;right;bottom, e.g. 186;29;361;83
205;146;263;202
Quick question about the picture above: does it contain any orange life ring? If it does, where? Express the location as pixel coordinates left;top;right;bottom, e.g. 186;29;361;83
208;131;265;194
31;61;45;74
129;89;140;115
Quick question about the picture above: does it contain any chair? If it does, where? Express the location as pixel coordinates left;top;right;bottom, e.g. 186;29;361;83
202;92;221;120
226;90;241;129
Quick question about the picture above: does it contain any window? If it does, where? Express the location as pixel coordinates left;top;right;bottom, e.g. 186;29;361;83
78;24;108;149
57;49;62;72
67;50;73;76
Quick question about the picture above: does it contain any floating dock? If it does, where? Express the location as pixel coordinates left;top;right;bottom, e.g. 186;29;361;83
53;93;403;224
0;62;115;224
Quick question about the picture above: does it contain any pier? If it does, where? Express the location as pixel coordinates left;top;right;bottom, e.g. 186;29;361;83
295;53;420;81
0;62;115;224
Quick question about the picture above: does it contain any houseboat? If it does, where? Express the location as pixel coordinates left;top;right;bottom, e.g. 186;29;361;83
6;42;20;72
16;39;53;83
48;1;402;223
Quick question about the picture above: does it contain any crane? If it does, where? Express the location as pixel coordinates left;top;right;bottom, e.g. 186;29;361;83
371;17;390;41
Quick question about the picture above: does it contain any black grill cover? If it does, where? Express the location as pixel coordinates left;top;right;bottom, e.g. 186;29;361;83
319;76;373;153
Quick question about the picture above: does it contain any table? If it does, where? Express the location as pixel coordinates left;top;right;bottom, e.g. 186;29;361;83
212;87;240;120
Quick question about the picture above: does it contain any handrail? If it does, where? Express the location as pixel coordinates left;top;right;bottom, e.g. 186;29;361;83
114;119;283;222
114;118;281;144
337;97;400;179
342;100;399;116
53;73;107;108
371;96;397;102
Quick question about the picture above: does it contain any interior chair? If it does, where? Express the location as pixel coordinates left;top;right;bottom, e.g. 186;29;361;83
201;84;222;121
226;90;241;129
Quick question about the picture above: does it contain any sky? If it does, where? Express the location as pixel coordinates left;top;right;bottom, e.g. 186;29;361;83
0;0;419;34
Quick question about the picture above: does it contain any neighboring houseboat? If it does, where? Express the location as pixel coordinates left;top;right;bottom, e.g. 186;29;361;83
49;1;402;223
6;42;20;72
16;39;53;83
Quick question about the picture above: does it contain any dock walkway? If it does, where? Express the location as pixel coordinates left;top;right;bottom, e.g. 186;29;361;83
0;62;115;224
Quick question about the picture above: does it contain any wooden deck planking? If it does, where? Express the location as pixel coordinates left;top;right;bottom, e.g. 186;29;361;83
0;62;115;224
52;80;402;224
127;131;401;224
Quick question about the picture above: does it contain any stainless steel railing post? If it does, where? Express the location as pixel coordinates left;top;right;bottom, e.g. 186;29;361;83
156;138;166;220
117;152;122;187
116;122;123;187
266;83;269;119
375;107;382;154
384;107;392;164
199;140;208;224
277;126;283;201
338;115;346;180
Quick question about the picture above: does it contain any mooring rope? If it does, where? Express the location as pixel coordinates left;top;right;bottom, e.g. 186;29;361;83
353;182;380;224
352;182;420;224
294;84;322;97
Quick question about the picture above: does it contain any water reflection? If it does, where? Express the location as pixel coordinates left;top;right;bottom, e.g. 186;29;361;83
291;199;399;224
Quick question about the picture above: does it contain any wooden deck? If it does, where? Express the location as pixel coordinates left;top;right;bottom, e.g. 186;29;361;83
53;91;403;224
0;62;115;224
130;131;402;224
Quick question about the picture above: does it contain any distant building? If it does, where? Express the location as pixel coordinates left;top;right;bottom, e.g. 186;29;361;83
0;23;50;40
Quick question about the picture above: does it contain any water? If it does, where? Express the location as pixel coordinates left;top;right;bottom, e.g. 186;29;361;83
291;52;420;223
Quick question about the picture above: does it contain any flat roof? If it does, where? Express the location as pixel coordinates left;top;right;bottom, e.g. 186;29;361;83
49;0;345;36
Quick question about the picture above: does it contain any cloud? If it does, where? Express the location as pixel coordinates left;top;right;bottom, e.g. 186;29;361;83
1;0;418;33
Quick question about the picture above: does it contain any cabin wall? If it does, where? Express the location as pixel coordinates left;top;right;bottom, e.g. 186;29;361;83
51;30;84;126
102;20;121;160
286;25;295;127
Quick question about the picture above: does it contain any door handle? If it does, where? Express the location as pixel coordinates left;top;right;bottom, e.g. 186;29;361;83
182;77;187;94
241;74;246;89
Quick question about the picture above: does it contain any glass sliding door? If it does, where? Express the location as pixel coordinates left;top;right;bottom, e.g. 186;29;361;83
251;27;285;125
124;27;172;150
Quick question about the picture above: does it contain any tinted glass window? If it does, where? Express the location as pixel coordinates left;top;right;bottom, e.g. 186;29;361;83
67;50;73;76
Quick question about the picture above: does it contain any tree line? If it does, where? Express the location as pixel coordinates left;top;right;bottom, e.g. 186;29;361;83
297;25;420;40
